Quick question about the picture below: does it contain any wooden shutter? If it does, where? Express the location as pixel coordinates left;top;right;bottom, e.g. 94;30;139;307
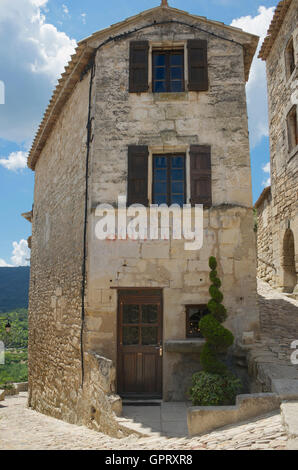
127;145;149;206
187;39;208;91
129;41;149;93
190;145;212;207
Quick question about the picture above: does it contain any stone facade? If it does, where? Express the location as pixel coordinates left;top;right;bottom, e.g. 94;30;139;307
27;4;259;432
256;0;298;293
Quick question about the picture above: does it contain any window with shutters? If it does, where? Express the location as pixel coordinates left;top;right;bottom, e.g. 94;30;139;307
152;154;186;206
285;37;295;80
129;39;208;93
127;146;149;206
189;145;212;207
287;105;298;152
152;50;184;93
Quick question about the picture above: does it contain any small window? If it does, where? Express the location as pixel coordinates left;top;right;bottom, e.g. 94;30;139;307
152;50;184;93
186;305;209;338
152;154;186;206
285;38;295;80
287;106;298;152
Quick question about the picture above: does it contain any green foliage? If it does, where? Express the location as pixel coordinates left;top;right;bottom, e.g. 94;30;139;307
0;267;29;313
190;256;240;406
209;285;223;303
200;342;228;375
0;309;28;348
200;314;234;350
0;309;28;387
0;349;28;387
209;256;217;271
189;371;242;406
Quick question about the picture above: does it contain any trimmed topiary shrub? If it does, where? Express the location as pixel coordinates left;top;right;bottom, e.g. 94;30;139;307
189;371;241;406
189;256;242;405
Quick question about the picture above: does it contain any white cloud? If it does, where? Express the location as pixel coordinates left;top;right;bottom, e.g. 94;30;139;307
0;259;13;267
231;6;275;147
0;0;76;145
0;239;30;267
11;240;30;266
62;4;69;16
0;151;28;171
262;161;271;187
81;13;87;24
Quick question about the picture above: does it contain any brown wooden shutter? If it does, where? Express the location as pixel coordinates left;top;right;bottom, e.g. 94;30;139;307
187;39;208;91
190;145;212;207
127;145;149;206
129;41;149;93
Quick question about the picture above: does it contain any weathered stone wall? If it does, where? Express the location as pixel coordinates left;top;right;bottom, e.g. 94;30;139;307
28;73;89;423
256;192;275;285
85;10;259;401
257;0;298;292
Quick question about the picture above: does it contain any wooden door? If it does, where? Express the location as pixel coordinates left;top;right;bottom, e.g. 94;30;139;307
117;289;163;398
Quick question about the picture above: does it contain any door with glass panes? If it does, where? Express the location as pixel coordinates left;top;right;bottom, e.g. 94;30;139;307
117;290;163;398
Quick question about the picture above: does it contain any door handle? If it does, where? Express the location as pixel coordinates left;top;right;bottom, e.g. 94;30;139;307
156;343;163;357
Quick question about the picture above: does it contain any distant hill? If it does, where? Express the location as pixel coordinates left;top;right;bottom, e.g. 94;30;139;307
0;267;30;313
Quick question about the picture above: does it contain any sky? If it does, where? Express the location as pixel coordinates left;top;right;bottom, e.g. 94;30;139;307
0;0;276;267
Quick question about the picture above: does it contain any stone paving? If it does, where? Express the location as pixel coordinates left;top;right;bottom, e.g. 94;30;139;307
0;394;288;450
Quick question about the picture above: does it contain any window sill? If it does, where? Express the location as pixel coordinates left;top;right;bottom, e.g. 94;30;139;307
164;339;205;354
152;91;189;102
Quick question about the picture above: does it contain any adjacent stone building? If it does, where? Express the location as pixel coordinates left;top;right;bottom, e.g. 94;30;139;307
256;0;297;294
25;2;259;434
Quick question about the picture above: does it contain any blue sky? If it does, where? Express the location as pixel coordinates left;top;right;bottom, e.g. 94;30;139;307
0;0;275;266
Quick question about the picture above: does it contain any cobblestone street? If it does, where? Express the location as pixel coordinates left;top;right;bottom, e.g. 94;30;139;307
0;394;288;450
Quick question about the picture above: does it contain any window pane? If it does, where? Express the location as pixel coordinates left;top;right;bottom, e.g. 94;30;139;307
154;157;167;168
171;194;184;206
154;169;167;181
123;326;139;345
153;81;166;93
170;81;183;92
142;305;158;324
170;54;183;66
171;181;184;193
172;156;184;168
154;194;167;205
154;68;166;80
171;169;184;180
170;67;183;80
153;54;166;66
141;327;158;345
123;304;139;324
154;181;167;194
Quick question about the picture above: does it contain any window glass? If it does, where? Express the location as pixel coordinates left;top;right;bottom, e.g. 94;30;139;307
153;155;185;206
153;50;184;93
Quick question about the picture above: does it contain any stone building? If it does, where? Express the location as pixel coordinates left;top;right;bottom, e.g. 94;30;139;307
256;0;297;294
25;2;259;434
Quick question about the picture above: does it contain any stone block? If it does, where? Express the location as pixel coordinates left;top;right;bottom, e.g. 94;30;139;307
188;393;281;436
141;241;170;259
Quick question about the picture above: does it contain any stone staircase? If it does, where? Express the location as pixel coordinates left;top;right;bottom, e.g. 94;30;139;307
246;279;298;396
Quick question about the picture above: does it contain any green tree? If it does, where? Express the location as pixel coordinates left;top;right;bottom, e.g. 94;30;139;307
189;257;241;405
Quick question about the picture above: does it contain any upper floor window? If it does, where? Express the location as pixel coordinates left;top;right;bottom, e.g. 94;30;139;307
152;50;184;93
127;145;212;208
285;37;295;80
129;40;208;93
287;105;298;152
152;154;186;206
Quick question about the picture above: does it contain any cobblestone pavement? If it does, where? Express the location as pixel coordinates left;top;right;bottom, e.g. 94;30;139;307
0;394;288;450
